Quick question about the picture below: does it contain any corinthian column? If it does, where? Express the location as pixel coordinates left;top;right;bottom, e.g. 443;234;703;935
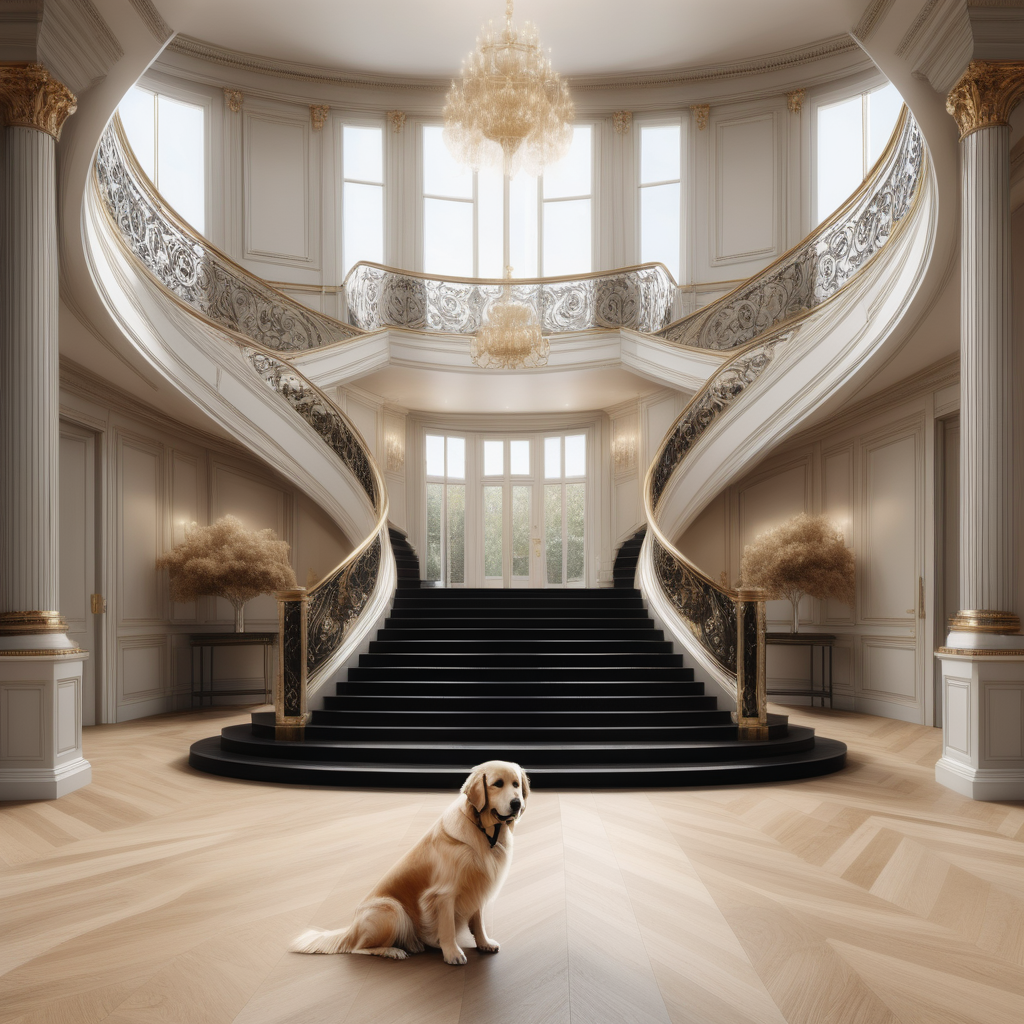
935;61;1024;801
0;63;90;800
944;61;1024;644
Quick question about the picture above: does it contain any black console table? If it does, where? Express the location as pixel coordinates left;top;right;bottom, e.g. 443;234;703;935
190;632;278;707
765;632;835;708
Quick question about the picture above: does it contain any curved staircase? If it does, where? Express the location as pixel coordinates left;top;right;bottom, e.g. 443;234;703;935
189;587;846;787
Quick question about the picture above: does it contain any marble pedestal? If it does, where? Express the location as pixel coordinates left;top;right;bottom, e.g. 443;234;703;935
935;649;1024;801
0;651;91;800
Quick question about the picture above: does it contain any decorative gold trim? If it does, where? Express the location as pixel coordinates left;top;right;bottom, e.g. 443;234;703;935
786;88;805;114
0;647;83;657
387;110;406;133
690;104;710;131
224;89;242;113
310;104;329;132
0;611;68;634
946;60;1024;140
937;648;1024;657
0;63;77;140
613;111;632;135
948;609;1022;634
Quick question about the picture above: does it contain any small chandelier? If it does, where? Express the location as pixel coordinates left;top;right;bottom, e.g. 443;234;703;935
472;268;549;369
443;0;574;176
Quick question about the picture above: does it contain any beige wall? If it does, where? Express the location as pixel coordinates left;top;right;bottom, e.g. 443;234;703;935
59;375;352;725
678;367;959;725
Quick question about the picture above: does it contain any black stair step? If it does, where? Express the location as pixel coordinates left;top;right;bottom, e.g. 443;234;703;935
215;721;812;766
189;734;848;788
357;652;683;668
321;693;718;712
339;677;701;695
392;591;639;603
306;708;733;729
387;608;652;622
375;627;663;642
366;639;675;655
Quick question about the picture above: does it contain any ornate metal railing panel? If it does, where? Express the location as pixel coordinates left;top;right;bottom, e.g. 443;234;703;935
345;262;675;335
644;109;926;731
245;351;378;510
95;119;362;353
656;110;922;350
305;534;382;680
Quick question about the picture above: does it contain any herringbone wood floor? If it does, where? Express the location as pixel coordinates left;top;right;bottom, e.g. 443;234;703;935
2;705;1024;1024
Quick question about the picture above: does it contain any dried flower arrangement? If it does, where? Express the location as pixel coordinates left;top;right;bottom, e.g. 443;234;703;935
156;515;297;632
740;513;855;632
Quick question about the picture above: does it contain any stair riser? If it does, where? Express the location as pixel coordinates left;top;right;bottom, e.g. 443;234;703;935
339;679;701;695
310;710;733;728
321;694;717;712
257;724;759;743
220;730;815;765
376;628;664;642
347;667;691;682
366;640;675;655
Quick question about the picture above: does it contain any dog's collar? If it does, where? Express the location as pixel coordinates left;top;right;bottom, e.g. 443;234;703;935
474;818;503;849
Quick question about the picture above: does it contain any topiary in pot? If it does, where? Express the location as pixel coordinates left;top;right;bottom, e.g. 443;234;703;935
740;513;855;632
156;515;298;631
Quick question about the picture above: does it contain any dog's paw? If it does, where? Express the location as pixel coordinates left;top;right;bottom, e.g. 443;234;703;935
476;940;500;954
381;948;407;960
444;947;468;965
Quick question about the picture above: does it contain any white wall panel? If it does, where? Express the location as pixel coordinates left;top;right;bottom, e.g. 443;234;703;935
59;434;89;628
295;493;352;588
119;439;163;623
170;452;201;622
56;679;79;755
713;112;778;264
244;112;315;264
823;444;855;623
678;491;727;582
860;638;917;703
738;461;811;624
210;463;288;624
945;676;971;755
119;636;167;701
0;685;44;760
862;432;917;622
615;478;639;544
985;684;1024;760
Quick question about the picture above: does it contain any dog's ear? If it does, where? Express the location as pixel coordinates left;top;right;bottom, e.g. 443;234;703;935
520;768;531;799
462;768;488;811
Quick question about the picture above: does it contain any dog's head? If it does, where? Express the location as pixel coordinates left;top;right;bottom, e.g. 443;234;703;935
461;760;530;824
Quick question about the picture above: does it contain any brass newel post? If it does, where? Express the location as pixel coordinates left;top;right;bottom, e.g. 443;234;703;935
275;587;309;740
735;587;768;740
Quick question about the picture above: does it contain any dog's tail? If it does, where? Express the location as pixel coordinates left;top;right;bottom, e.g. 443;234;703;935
291;926;353;955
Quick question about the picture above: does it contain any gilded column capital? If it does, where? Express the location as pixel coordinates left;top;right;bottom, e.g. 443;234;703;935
946;60;1024;140
0;63;77;140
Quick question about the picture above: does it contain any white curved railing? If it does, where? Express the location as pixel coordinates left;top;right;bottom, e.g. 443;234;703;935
92;117;392;730
640;109;928;726
343;261;676;335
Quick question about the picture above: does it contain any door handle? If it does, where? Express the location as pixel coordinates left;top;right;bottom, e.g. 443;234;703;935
532;537;541;556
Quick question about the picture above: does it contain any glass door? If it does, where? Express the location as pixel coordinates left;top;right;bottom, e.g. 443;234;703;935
424;434;466;587
481;438;535;588
543;434;587;588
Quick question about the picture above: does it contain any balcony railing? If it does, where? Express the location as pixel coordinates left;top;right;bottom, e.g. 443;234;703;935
343;261;676;335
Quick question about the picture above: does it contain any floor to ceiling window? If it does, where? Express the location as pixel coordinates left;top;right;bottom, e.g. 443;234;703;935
340;123;384;278
424;434;466;586
420;123;594;278
815;82;902;225
637;121;682;282
118;86;206;235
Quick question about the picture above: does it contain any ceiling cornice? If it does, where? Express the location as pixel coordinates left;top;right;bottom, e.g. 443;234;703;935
167;31;863;95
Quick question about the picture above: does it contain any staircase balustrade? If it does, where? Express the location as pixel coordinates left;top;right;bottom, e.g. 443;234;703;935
643;109;924;732
95;117;390;738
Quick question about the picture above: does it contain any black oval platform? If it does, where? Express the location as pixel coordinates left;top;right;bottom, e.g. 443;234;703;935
189;565;847;789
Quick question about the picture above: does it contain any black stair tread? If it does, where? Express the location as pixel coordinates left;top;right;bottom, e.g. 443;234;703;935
189;735;848;788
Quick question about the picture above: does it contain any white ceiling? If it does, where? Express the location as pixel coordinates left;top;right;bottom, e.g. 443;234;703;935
163;0;854;80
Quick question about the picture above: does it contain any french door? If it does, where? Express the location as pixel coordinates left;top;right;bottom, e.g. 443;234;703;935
424;430;589;588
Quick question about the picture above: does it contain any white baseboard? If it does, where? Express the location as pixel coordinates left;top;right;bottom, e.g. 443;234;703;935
0;758;92;801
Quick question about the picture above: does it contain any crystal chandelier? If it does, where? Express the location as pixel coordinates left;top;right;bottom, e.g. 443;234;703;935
472;268;549;369
443;0;574;176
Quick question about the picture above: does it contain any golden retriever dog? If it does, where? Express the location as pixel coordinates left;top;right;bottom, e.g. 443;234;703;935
291;760;529;965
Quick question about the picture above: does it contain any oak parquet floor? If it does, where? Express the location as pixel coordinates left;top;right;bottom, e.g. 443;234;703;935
2;704;1024;1023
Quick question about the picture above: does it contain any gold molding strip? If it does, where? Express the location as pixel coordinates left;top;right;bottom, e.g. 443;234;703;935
948;609;1023;634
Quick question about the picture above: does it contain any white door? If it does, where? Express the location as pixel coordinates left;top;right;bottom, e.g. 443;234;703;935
59;425;98;725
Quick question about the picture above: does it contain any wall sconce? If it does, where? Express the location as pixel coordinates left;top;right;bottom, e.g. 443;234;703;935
612;433;637;473
385;432;405;473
